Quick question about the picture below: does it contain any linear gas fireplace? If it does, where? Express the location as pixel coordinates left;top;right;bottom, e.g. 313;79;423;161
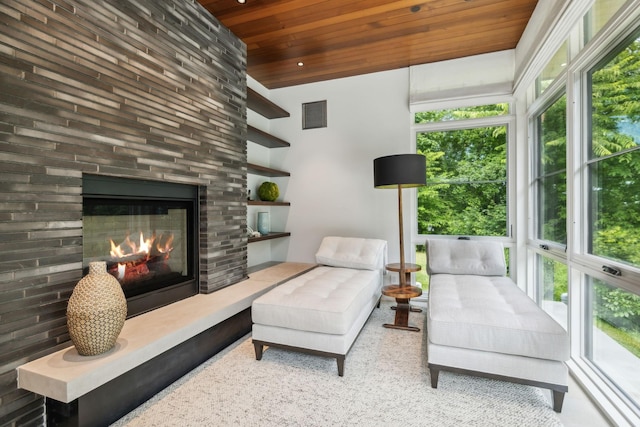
82;175;199;317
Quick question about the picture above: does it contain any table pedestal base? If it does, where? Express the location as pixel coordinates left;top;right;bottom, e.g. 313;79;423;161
381;284;423;332
383;298;420;332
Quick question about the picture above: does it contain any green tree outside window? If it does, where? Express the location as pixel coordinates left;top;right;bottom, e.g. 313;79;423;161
416;104;508;236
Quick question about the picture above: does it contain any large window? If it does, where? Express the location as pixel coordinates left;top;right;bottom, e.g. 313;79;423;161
587;34;640;269
415;104;509;237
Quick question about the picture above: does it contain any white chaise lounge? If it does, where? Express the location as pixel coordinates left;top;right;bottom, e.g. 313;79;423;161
251;236;387;376
425;239;570;412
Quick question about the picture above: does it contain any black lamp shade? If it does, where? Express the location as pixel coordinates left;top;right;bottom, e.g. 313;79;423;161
373;154;426;189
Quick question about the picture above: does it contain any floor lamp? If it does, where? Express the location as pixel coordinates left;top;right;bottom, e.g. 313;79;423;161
373;154;426;287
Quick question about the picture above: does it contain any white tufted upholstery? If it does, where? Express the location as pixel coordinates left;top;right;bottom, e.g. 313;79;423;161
315;236;387;271
252;266;380;335
428;274;569;361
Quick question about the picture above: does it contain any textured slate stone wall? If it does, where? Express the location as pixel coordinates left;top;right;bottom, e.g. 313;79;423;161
0;0;247;424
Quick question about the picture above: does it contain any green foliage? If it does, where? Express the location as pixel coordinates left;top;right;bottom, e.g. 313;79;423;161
539;95;567;173
258;182;279;201
414;247;429;290
537;95;567;244
594;225;640;266
594;281;640;333
415;103;509;123
417;120;507;236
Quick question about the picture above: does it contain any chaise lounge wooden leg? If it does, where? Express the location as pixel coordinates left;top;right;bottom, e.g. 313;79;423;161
253;342;263;360
429;367;439;388
552;390;565;413
337;355;345;377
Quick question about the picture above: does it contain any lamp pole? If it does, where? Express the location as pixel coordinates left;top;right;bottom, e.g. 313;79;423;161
397;183;406;287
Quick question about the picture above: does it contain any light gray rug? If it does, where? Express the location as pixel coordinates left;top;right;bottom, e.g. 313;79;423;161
112;300;563;426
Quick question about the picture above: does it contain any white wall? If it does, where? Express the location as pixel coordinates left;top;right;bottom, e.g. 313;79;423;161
255;68;411;265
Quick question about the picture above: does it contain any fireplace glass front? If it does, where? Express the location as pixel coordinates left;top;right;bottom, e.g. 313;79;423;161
83;175;198;317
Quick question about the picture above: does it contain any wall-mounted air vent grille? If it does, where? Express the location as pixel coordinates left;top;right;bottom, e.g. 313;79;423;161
302;100;327;129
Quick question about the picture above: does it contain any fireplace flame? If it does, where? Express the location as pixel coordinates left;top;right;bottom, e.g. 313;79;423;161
110;239;125;258
109;232;166;258
157;233;174;254
138;231;153;254
108;231;174;284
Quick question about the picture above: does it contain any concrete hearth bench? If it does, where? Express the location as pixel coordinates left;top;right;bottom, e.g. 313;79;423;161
16;262;317;427
251;236;387;376
425;239;570;412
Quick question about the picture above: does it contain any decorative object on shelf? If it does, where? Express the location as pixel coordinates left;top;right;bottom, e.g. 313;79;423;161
257;211;270;235
373;154;426;287
247;189;251;201
67;261;127;356
258;181;279;201
247;226;261;238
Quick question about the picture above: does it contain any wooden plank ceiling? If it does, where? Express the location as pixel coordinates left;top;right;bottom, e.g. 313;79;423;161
198;0;538;89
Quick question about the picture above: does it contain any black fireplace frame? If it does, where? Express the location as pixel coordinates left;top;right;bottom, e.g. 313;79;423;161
82;174;199;318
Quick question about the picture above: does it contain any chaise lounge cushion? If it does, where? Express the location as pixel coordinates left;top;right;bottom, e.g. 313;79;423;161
428;274;570;361
252;266;381;335
315;236;387;271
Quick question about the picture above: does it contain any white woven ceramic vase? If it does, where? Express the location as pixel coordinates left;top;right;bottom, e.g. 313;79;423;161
67;261;127;356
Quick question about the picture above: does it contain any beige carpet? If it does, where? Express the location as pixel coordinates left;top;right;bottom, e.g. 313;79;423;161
111;300;563;426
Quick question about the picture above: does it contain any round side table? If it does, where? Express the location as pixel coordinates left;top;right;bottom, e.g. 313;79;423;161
385;263;423;313
385;262;421;285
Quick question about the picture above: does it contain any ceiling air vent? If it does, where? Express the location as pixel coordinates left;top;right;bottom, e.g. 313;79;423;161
302;100;327;129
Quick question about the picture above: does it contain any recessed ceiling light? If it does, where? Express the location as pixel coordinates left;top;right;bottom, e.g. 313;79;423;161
297;61;304;67
237;0;246;4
